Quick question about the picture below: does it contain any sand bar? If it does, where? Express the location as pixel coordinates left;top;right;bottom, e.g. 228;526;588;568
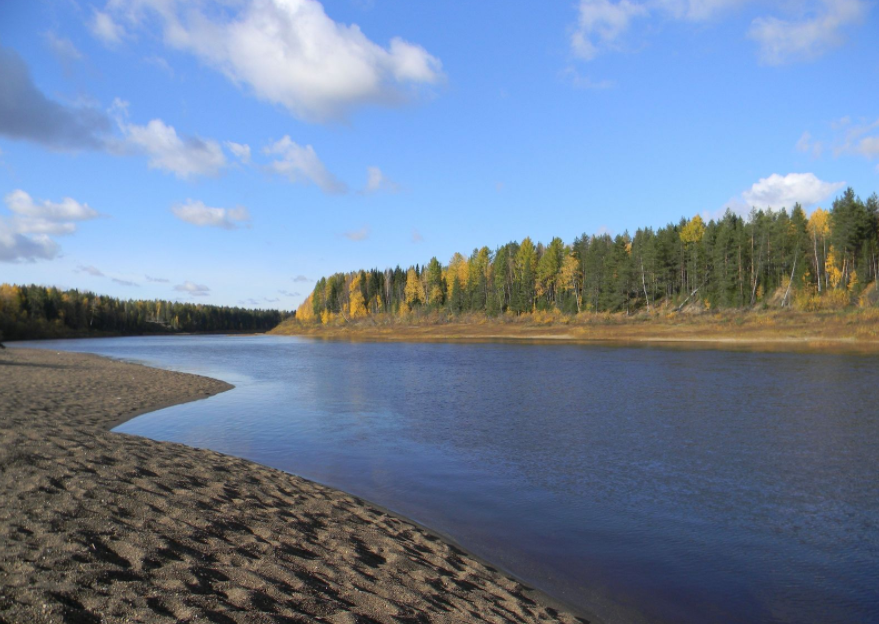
0;347;589;623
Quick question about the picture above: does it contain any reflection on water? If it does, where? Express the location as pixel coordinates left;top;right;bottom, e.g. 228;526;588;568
25;335;879;624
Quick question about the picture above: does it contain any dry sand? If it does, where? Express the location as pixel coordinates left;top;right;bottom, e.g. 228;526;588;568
0;347;589;624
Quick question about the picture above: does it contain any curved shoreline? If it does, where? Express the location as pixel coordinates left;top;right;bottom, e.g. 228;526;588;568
0;347;596;623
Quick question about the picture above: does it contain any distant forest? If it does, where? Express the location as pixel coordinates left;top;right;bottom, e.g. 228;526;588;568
297;187;879;323
0;284;290;340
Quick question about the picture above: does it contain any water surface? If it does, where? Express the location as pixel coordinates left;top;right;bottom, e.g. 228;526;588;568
23;335;879;623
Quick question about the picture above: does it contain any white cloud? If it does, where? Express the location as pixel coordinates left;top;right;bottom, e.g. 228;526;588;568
172;199;251;229
748;0;868;64
76;264;105;277
795;131;824;157
560;66;615;90
174;281;211;297
144;55;174;76
293;275;312;282
90;9;126;45
97;0;444;122
411;228;423;243
146;275;169;282
225;141;251;164
362;166;399;194
570;0;868;65
343;225;370;241
123;118;226;179
571;0;649;61
6;189;99;221
1;190;98;262
264;136;347;194
740;173;845;210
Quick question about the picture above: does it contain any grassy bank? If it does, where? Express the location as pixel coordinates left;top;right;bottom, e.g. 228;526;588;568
270;308;879;353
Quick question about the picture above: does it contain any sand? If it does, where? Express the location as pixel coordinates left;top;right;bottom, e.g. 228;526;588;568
0;347;589;624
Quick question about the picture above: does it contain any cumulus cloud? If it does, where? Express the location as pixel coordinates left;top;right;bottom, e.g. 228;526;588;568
748;0;868;65
172;199;251;229
0;190;99;262
0;224;58;262
0;46;112;150
122;118;226;179
343;225;370;241
95;0;444;122
264;136;347;194
362;166;400;194
225;141;251;164
174;281;211;297
739;173;845;211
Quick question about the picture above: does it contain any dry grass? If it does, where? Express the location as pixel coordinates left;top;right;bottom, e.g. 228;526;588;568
270;308;879;354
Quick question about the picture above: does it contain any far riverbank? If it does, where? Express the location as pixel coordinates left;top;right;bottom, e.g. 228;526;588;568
271;309;879;353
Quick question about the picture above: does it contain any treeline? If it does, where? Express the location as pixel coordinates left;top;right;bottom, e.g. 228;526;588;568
0;284;290;340
298;187;879;323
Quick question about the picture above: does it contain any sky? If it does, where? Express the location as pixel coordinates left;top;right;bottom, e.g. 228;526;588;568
1;0;877;309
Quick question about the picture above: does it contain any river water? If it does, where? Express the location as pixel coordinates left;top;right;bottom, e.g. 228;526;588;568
22;335;879;623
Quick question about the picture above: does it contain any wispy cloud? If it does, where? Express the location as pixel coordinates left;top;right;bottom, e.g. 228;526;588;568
748;0;868;65
411;228;424;243
362;166;400;194
293;275;312;282
225;141;251;164
569;0;868;65
264;136;347;194
172;199;251;229
343;226;370;241
76;264;104;277
146;275;170;283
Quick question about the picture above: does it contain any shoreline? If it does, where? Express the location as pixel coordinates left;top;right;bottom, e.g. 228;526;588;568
0;346;596;623
270;313;879;354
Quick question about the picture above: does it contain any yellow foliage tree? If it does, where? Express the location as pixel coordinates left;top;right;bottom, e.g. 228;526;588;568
404;267;425;307
348;273;368;319
447;252;469;287
808;207;829;292
826;246;843;289
296;294;315;322
679;215;705;245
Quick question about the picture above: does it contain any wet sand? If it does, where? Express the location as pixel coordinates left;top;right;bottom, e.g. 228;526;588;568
0;347;589;623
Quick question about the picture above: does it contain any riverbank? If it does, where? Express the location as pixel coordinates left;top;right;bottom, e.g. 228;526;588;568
271;309;879;353
0;347;588;623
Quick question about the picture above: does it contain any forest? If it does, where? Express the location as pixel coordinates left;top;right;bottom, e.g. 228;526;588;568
0;284;290;340
297;187;879;324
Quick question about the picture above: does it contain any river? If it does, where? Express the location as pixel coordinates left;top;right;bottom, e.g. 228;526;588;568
22;335;879;623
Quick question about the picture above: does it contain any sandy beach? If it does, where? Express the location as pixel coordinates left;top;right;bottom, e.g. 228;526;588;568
0;347;588;623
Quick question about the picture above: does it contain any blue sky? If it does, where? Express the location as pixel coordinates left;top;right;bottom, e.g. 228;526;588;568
1;0;877;309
